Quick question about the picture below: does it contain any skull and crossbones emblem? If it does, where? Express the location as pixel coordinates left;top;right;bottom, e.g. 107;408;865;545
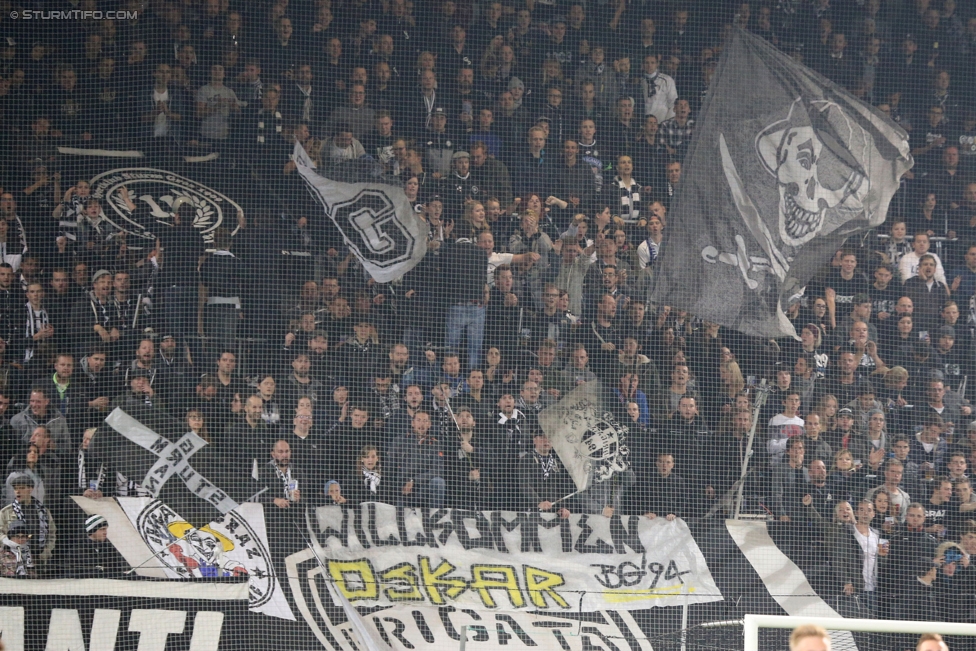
756;98;868;248
709;98;870;286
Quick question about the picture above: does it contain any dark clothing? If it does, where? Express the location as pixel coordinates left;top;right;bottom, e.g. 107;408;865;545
70;537;129;578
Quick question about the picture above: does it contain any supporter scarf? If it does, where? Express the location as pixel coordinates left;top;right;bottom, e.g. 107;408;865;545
78;449;106;491
361;466;382;493
24;303;49;363
296;83;312;122
272;462;294;497
2;537;32;576
535;451;556;480
10;498;48;550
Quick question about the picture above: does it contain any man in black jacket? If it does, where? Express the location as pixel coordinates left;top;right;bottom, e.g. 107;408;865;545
70;515;128;578
518;432;574;516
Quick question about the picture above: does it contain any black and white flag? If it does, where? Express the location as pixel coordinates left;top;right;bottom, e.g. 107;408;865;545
91;406;237;527
537;382;630;491
293;143;428;283
650;28;912;339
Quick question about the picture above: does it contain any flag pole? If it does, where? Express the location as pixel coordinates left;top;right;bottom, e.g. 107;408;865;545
549;487;586;507
550;471;591;508
123;528;197;575
733;380;769;519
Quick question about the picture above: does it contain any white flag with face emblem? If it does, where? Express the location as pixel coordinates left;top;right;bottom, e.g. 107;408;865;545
650;27;912;339
537;381;630;491
293;143;428;283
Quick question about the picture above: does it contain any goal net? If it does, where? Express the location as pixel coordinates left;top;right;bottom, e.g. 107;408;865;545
745;615;976;651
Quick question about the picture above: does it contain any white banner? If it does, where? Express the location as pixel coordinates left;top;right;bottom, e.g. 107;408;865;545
308;504;722;614
75;497;294;620
288;547;657;651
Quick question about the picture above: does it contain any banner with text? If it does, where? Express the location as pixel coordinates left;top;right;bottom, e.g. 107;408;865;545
0;578;250;651
308;504;722;613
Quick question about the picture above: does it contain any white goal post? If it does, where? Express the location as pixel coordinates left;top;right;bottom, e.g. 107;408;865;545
744;614;976;651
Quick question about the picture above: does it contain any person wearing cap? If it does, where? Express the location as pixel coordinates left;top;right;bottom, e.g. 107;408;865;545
112;368;167;412
0;473;56;573
424;107;457;176
70;514;127;578
71;268;124;358
1;519;36;577
323;479;347;505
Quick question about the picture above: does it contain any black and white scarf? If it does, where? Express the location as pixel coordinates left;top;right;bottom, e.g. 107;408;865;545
78;449;106;491
24;303;49;363
272;462;294;498
2;536;32;575
11;498;48;550
535;451;556;480
361;466;382;494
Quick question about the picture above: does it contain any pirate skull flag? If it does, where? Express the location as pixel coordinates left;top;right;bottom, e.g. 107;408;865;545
650;27;912;339
293;143;429;283
90;405;238;528
537;381;630;491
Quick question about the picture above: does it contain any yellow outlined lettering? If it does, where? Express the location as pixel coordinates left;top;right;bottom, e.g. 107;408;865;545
328;560;379;600
523;566;570;609
469;565;525;609
419;557;468;605
379;562;424;602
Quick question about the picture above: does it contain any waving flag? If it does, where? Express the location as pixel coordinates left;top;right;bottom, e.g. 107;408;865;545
293;143;428;283
537;382;630;491
91;406;236;528
650;27;912;339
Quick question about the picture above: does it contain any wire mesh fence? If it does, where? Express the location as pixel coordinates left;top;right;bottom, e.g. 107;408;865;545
0;0;975;648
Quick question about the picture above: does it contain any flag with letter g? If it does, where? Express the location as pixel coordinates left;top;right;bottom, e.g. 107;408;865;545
293;143;428;283
650;27;912;339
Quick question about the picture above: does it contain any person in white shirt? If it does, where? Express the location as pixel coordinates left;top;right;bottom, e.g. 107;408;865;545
767;390;805;467
475;230;538;287
637;215;665;268
638;54;677;123
898;232;947;285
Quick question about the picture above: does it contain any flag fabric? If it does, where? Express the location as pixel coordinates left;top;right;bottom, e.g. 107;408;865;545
537;382;630;491
293;144;429;283
91;406;237;528
650;27;912;339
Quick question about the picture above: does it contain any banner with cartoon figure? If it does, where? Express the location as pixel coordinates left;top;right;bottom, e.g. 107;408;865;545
75;496;294;620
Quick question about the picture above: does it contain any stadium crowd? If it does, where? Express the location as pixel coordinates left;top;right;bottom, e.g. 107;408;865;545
0;0;975;635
